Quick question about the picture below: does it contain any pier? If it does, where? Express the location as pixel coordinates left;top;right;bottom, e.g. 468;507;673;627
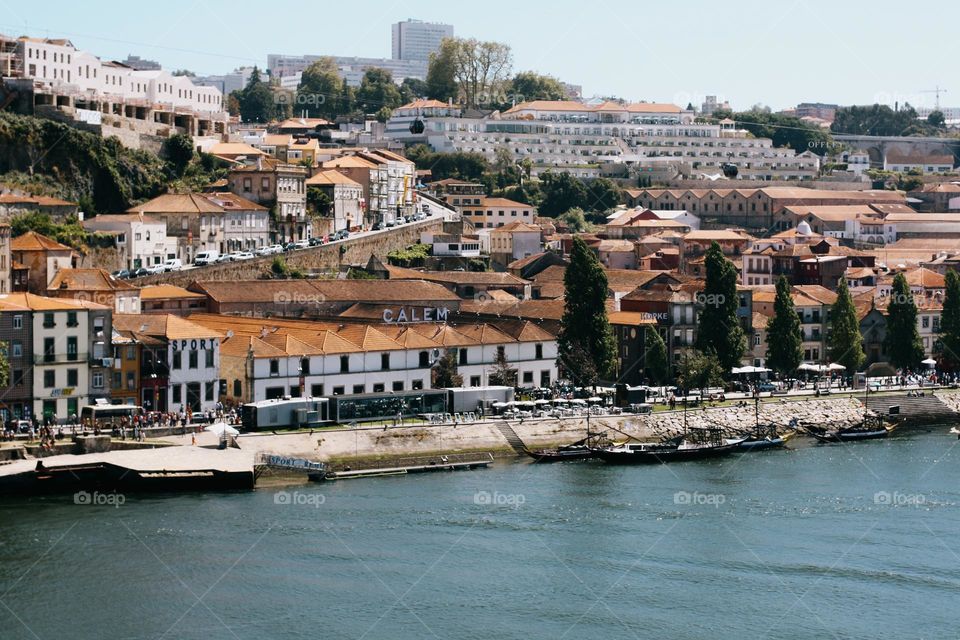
316;452;495;481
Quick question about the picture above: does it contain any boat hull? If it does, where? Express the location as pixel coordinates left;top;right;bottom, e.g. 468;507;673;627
595;443;741;464
810;429;889;443
524;447;595;462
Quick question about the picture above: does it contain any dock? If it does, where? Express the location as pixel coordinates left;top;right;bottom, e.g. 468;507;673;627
314;452;494;481
0;446;255;495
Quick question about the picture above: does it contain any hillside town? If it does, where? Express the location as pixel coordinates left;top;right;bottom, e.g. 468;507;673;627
0;17;960;427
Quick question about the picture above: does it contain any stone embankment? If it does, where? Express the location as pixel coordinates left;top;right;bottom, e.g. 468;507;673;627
169;397;868;464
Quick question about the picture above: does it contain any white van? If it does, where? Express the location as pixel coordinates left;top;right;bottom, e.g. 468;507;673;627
194;251;219;267
163;258;183;272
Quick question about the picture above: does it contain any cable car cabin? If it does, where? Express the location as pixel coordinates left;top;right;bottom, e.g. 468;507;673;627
241;397;331;431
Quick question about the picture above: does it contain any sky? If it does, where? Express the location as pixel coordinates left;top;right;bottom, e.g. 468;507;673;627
3;0;957;112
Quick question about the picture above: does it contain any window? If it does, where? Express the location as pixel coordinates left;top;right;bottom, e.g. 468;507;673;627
412;379;423;390
126;346;136;360
340;355;350;373
172;384;182;403
126;372;136;390
67;311;78;327
419;351;430;367
523;371;533;384
311;384;324;397
459;349;467;365
269;359;279;376
470;376;481;387
381;353;390;370
92;372;104;389
12;314;22;330
173;351;182;369
754;333;761;346
44;370;55;388
234;379;242;397
43;337;55;363
67;337;78;361
922;316;930;329
205;382;215;402
12;369;23;386
43;312;55;328
352;384;365;394
535;344;543;359
300;357;310;375
497;346;506;360
333;386;344;396
188;349;198;369
392;381;404;392
373;383;385;393
67;369;78;387
11;341;21;358
205;349;215;368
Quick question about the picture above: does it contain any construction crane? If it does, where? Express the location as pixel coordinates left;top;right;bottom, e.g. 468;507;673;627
920;86;948;111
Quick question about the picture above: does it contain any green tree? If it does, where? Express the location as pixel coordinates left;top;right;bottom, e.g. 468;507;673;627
297;58;346;119
884;272;924;370
927;110;946;128
236;66;276;123
676;350;724;395
161;133;195;177
0;343;8;389
585;177;622;212
492;146;521;188
733;109;835;156
450;38;513;108
539;171;588;216
356;68;402;118
695;242;745;374
828;277;865;373
558;237;617;384
306;186;332;216
557;207;590;233
405;144;489;182
831;103;921;137
426;38;459;101
939;269;960;367
488;348;518;387
399;77;428;103
432;349;464;388
504;71;566;106
765;275;803;376
643;328;669;385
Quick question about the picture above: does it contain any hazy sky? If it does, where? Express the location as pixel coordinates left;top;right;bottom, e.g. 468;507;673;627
3;0;956;111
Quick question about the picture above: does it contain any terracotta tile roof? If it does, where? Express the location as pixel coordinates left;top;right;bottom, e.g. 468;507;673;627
0;194;76;207
48;268;139;292
113;313;223;340
278;117;332;129
322;155;378;169
478;197;534;209
385;267;528;287
305;170;362;187
126;193;223;214
139;284;207;300
607;311;657;326
10;231;73;252
206;142;268;157
190;279;461;304
203;192;267;211
397;99;450;110
0;292;109;311
491;221;540;233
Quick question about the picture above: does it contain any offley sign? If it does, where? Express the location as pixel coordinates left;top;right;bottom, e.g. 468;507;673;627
382;307;451;323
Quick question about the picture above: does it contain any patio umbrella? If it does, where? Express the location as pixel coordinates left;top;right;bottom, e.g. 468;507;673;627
204;422;239;437
827;363;846;371
922;358;937;367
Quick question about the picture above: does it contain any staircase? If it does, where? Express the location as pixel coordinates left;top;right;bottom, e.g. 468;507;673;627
859;393;959;426
494;422;528;454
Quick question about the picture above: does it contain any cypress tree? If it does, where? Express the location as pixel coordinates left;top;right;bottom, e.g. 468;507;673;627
884;272;924;371
939;269;960;368
643;328;669;385
559;236;617;384
766;276;803;376
828;277;865;373
695;242;745;374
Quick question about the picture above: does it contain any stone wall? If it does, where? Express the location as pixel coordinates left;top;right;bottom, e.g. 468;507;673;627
138;217;445;287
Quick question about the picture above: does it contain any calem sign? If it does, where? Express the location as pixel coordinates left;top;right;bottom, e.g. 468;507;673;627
382;307;450;323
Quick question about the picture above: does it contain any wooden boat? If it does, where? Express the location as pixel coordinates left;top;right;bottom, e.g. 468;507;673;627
727;428;797;451
807;414;899;443
524;437;595;462
595;428;743;464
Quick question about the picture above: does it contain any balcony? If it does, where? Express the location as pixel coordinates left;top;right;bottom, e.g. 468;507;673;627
35;352;88;365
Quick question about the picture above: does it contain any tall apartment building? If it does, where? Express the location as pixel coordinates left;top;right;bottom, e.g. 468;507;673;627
391;19;453;61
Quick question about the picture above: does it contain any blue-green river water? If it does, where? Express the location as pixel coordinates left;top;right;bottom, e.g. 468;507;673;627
2;430;960;639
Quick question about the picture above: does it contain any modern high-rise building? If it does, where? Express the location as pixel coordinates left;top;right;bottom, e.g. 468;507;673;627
391;19;453;62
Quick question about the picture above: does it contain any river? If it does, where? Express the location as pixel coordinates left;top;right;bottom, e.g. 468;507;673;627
1;430;958;639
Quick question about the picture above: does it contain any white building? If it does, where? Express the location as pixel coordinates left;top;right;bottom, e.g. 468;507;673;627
391;19;454;61
883;152;954;174
386;100;821;180
83;212;177;270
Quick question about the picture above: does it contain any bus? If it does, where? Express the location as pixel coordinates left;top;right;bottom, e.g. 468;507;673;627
79;404;143;428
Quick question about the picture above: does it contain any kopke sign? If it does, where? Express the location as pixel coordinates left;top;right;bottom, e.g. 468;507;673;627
382;307;450;323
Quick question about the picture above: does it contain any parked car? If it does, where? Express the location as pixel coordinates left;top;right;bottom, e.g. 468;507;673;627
340;229;350;239
267;244;284;254
231;251;255;261
214;253;234;263
145;263;166;275
194;250;219;266
163;258;183;272
294;239;310;250
385;220;396;228
131;267;149;278
111;269;130;279
308;236;324;247
757;382;776;393
255;245;274;256
371;222;383;231
283;241;298;252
